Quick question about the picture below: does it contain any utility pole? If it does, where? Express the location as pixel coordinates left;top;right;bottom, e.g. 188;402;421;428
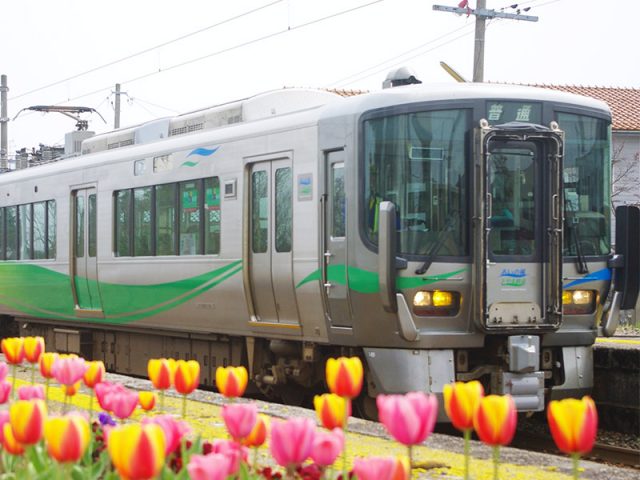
114;83;121;129
1;75;8;171
433;1;538;82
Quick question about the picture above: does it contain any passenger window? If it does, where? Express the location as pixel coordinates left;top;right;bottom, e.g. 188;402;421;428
33;202;46;260
275;168;292;252
251;171;268;254
115;190;131;257
180;181;201;255
133;187;152;256
88;194;97;258
5;207;16;260
204;177;221;255
19;205;32;260
75;196;84;258
47;201;56;259
156;183;176;256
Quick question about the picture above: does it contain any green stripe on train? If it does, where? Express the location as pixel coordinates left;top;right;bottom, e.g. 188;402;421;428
0;261;242;324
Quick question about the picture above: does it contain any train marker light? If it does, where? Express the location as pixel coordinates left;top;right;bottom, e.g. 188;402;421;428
413;290;459;316
562;290;596;314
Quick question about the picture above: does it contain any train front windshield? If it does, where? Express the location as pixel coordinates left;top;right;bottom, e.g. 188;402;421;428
363;109;469;257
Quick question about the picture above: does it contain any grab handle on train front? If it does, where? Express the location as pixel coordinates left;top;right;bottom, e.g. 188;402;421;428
378;201;398;313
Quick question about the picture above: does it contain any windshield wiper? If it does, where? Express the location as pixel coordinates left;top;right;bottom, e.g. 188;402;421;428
567;215;589;274
415;214;457;275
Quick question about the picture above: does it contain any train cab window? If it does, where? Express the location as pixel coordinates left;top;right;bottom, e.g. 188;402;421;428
115;190;132;257
47;201;56;259
19;204;32;260
251;171;268;254
75;196;85;258
180;181;201;255
204;177;221;255
5;207;16;260
156;183;177;255
33;202;47;260
275;168;292;252
133;187;152;256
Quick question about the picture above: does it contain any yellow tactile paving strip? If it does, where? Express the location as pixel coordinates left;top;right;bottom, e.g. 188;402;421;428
595;337;640;346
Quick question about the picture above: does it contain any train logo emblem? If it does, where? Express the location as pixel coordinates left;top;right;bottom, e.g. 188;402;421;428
500;268;527;287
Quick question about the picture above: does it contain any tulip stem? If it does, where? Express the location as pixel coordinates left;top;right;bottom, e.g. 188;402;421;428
44;378;50;408
463;429;471;480
160;390;165;413
10;364;16;401
182;394;187;419
407;444;413;476
30;363;35;385
252;446;259;472
492;446;500;480
572;453;580;480
88;390;95;423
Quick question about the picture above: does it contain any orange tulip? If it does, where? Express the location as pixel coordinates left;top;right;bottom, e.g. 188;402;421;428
10;399;47;445
443;381;484;431
1;337;24;365
2;423;25;455
314;393;351;430
23;336;44;364
83;360;106;388
39;352;59;379
242;414;269;448
174;360;200;395
547;396;598;455
44;414;91;463
215;366;248;398
473;394;517;446
63;381;82;397
139;391;157;411
147;358;176;390
108;423;166;480
325;357;363;399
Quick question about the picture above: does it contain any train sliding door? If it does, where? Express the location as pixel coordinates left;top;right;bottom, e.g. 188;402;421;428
248;156;299;325
71;187;103;315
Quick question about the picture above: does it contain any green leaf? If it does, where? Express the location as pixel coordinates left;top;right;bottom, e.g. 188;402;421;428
25;444;49;473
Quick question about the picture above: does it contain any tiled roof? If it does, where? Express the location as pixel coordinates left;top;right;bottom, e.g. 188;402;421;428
528;85;640;132
328;85;640;132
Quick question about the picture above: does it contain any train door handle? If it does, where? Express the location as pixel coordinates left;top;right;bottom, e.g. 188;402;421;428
324;251;333;264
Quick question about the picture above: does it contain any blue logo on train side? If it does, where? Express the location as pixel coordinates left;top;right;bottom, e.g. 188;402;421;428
500;268;527;287
181;146;220;167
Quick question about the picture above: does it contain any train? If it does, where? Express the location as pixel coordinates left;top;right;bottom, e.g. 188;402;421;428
1;77;638;418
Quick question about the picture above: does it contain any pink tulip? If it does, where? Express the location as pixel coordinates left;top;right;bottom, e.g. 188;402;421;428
0;362;8;382
222;403;258;441
270;418;316;469
95;382;127;412
0;381;11;404
353;456;400;480
377;392;438;446
0;411;9;444
209;439;248;476
142;415;191;455
109;389;139;420
187;453;233;480
17;385;45;401
52;357;87;386
310;428;344;467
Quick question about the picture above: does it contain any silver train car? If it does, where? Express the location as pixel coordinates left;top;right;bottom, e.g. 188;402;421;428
0;82;637;417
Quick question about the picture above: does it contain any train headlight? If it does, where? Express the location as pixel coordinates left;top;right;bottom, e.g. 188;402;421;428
562;289;596;314
413;290;459;316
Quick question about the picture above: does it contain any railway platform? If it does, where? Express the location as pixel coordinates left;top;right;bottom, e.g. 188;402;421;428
4;350;638;480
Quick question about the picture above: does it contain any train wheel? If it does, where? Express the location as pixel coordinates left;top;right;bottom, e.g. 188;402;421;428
355;394;378;421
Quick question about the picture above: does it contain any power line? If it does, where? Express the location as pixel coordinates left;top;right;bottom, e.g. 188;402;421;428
9;0;285;101
51;0;385;106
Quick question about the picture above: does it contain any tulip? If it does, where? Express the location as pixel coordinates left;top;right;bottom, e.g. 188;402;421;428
473;394;517;480
377;391;437;472
175;359;200;418
1;337;24;365
10;399;47;445
44;413;91;463
325;356;363;399
0;411;9;443
2;422;25;455
188;453;233;480
52;356;87;386
443;380;485;480
215;365;248;398
0;381;11;404
314;393;351;430
353;456;409;480
147;358;176;412
139;391;156;411
18;385;45;401
270;417;316;475
242;413;268;448
23;336;44;364
109;389;139;420
64;381;82;397
222;403;258;441
547;396;598;480
83;360;105;388
310;428;344;467
142;414;191;455
39;352;59;379
209;439;248;476
0;361;9;382
108;423;166;480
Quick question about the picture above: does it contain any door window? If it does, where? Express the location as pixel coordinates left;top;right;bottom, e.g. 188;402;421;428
252;171;268;254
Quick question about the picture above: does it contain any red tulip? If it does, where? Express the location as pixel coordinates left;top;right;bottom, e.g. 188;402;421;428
325;357;363;399
10;399;47;445
23;336;44;364
1;337;24;365
473;394;517;446
314;393;351;430
310;428;344;467
222;403;257;441
108;423;166;480
39;352;59;379
174;360;200;395
2;422;25;455
147;358;176;390
83;361;106;388
44;413;91;463
377;392;438;446
138;391;156;411
443;381;484;432
241;414;268;448
547;396;598;455
215;366;248;398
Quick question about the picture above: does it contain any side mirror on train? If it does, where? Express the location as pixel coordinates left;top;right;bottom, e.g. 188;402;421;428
601;205;640;336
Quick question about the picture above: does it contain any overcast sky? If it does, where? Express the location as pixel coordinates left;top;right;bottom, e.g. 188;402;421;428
1;0;637;152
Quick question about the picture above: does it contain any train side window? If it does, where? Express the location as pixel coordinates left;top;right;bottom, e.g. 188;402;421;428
275;168;292;252
5;206;17;260
33;202;47;260
133;187;152;256
19;204;32;260
156;183;177;256
75;196;84;258
180;180;202;255
251;171;268;254
47;201;56;259
115;190;132;257
204;177;221;255
88;194;97;258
